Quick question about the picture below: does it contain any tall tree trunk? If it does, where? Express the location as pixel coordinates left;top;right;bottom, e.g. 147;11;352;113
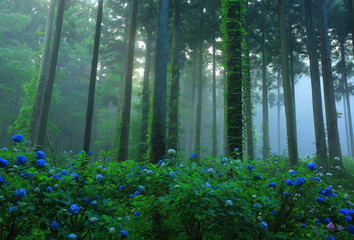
187;51;197;154
167;0;181;151
212;17;218;158
277;71;281;154
304;0;328;163
35;0;66;150
349;0;354;57
261;26;269;160
195;8;204;158
116;0;138;161
150;0;170;163
343;93;351;156
245;2;254;159
278;0;298;166
139;31;153;158
340;39;354;157
30;0;55;144
319;0;342;167
222;0;245;158
83;0;103;154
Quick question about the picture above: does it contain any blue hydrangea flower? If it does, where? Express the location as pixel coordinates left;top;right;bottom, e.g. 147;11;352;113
12;134;24;143
349;224;354;234
301;223;306;228
96;174;104;180
2;147;8;151
35;151;46;159
246;164;254;171
253;203;262;209
307;163;317;170
16;155;28;165
83;198;89;203
15;188;26;199
138;185;145;192
50;220;60;230
0;176;7;184
20;172;33;179
268;182;276;188
71;173;80;180
129;194;135;198
46;186;53;192
133;212;140;217
189;153;198;159
68;233;77;239
260;221;268;230
225;200;234;206
90;200;97;206
283;191;290;198
271;210;277;215
338;208;354;216
322;217;331;224
37;159;46;168
205;183;212;188
285;179;294;186
134;191;141;195
289;170;297;175
9;206;18;212
121;230;128;239
317;197;325;204
328;235;335;240
318;186;336;198
53;174;63;179
119;185;124;190
253;174;263;180
62;170;69;175
345;215;353;223
88;151;93;156
295;177;306;186
0;158;9;168
312;177;321;182
69;204;81;215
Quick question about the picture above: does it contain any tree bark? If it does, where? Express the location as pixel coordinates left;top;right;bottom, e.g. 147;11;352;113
83;0;103;154
116;0;139;161
35;0;66;150
222;0;244;158
150;0;170;163
261;22;269;160
278;0;298;166
167;0;181;151
30;0;55;144
212;15;218;158
304;0;328;163
319;0;342;167
139;31;153;158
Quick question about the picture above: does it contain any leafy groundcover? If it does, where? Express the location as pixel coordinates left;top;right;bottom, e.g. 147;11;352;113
1;135;354;239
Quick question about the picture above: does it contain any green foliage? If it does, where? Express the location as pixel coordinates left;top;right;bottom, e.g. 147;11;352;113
1;137;354;239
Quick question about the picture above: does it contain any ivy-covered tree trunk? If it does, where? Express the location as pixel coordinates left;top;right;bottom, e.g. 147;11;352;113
83;0;103;154
319;0;342;167
139;31;153;158
116;0;138;161
167;0;181;152
30;0;55;144
278;0;298;166
303;0;328;163
35;0;66;150
221;0;245;158
150;0;169;163
194;7;204;158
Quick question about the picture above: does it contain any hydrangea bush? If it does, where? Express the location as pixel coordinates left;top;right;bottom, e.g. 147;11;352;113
0;135;354;239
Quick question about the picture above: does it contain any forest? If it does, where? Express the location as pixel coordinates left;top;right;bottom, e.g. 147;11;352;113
0;0;354;239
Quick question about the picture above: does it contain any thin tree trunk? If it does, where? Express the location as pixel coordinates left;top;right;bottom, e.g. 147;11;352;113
150;0;170;163
83;0;103;154
195;7;204;158
319;0;342;167
167;0;181;151
139;31;153;158
30;0;55;144
340;39;354;157
35;0;66;150
278;0;298;166
212;17;217;158
343;93;350;156
277;71;281;155
116;0;139;161
304;0;328;163
262;26;269;160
